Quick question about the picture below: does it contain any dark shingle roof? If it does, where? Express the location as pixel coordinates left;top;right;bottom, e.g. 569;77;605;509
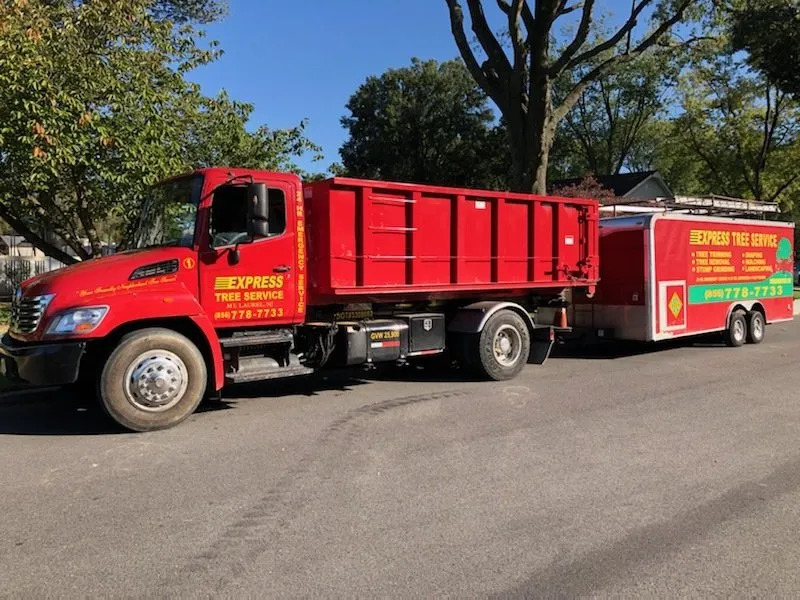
549;170;658;196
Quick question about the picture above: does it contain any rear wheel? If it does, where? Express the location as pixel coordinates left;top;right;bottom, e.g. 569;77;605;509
99;328;207;432
724;310;747;347
746;310;765;344
473;310;531;381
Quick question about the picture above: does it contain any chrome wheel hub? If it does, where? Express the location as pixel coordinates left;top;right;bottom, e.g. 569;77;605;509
753;317;764;338
493;324;522;367
124;350;188;412
733;319;745;341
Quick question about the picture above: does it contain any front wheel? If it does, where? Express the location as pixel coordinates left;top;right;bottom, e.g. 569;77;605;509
99;328;207;432
474;310;531;381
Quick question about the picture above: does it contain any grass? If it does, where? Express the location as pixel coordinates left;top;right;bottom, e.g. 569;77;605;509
794;289;800;300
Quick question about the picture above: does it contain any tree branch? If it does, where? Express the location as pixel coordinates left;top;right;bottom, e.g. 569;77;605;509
71;167;102;257
685;119;729;194
496;0;535;33
0;204;78;266
30;193;90;259
768;174;799;203
561;0;694;74
557;1;584;17
552;0;692;122
465;0;512;77
549;0;596;75
444;0;505;109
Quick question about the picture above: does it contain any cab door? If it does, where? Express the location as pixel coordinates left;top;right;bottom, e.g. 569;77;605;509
198;178;297;328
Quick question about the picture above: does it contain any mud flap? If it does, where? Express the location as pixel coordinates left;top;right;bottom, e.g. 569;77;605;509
529;326;556;365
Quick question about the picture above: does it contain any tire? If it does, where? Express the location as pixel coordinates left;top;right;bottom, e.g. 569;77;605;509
473;310;531;381
723;310;747;348
746;310;766;344
98;328;207;432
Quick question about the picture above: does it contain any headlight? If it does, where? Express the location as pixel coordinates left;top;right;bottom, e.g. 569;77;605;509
46;306;109;335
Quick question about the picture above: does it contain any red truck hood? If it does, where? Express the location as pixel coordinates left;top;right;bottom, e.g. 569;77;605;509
20;247;198;302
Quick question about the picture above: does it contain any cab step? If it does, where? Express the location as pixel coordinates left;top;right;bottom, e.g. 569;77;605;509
220;330;293;349
225;354;313;384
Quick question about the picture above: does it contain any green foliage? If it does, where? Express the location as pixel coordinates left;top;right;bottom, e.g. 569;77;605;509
339;58;508;189
183;92;322;174
0;0;317;261
653;51;800;208
730;0;800;96
550;48;680;179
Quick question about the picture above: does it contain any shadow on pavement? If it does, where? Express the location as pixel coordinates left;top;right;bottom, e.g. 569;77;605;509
551;333;724;360
0;387;124;436
222;369;370;399
0;333;729;435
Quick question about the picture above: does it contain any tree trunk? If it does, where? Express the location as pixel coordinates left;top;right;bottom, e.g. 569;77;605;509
507;128;532;192
531;123;556;196
529;77;555;196
77;204;102;257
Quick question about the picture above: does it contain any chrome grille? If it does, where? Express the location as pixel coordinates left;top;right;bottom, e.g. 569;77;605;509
10;293;49;334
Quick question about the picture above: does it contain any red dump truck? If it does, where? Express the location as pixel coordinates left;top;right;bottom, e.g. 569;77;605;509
0;168;598;430
573;213;795;345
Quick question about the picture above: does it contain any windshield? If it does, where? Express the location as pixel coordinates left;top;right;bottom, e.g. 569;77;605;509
132;175;202;249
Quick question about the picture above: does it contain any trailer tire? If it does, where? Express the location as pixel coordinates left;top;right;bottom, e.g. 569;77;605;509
98;328;207;432
724;310;747;348
474;310;531;381
746;310;765;344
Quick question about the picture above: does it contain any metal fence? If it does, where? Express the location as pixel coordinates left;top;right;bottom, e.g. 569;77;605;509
0;256;67;300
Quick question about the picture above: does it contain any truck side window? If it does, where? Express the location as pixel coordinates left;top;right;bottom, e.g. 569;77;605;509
267;189;286;235
210;185;286;248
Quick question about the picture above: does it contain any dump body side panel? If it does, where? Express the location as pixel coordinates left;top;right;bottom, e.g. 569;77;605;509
304;177;599;305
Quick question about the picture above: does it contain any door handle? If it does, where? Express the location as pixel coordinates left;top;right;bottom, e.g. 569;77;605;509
273;265;291;273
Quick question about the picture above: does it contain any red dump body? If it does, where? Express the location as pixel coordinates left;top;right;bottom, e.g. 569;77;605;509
303;177;599;304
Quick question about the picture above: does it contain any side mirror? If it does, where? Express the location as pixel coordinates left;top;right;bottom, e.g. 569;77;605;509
246;183;269;238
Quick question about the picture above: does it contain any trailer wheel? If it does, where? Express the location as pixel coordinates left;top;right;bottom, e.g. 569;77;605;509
474;310;531;381
724;310;747;348
746;310;765;344
98;328;207;432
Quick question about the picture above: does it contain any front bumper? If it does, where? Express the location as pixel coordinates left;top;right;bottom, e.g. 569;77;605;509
0;334;86;388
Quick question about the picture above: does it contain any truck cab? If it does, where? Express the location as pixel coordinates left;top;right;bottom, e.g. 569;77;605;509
0;168;307;429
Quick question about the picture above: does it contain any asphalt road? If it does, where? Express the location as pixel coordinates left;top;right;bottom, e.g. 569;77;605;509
2;321;800;598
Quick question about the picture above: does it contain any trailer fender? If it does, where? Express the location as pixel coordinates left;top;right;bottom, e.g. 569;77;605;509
725;301;764;324
447;301;535;335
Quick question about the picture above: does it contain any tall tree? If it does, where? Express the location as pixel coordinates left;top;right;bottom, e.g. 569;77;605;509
444;0;696;193
339;58;507;189
655;52;800;206
0;0;317;263
729;0;800;96
550;49;679;178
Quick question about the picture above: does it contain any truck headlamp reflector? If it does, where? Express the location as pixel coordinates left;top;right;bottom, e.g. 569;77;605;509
47;306;109;335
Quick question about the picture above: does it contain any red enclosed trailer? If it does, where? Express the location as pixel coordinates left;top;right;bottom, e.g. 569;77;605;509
573;213;794;345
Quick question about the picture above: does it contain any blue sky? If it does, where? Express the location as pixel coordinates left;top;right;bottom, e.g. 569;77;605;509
189;1;461;173
188;1;649;174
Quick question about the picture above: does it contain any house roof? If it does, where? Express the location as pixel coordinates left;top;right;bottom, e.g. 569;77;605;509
549;170;664;197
